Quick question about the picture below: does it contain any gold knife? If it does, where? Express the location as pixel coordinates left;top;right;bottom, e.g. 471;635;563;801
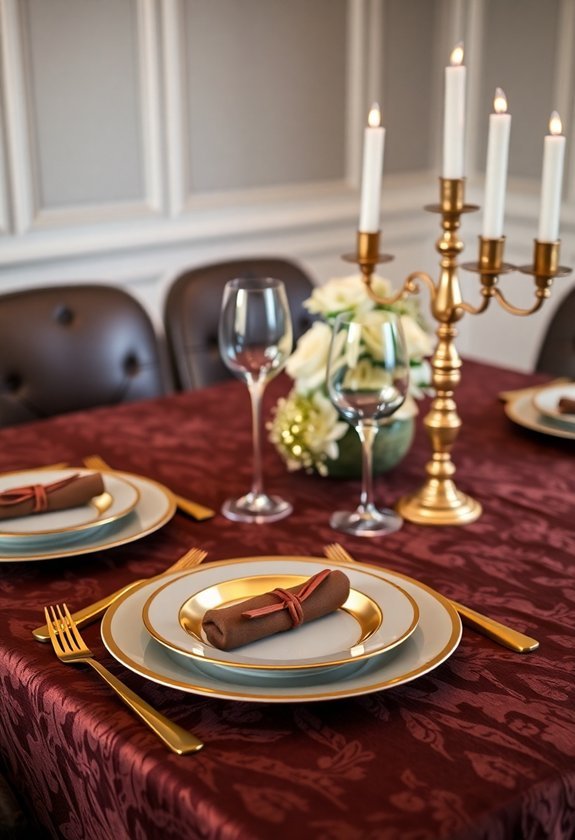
449;599;539;653
83;455;215;521
324;543;539;654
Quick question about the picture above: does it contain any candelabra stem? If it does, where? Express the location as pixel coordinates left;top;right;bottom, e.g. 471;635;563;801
348;182;570;526
396;178;482;525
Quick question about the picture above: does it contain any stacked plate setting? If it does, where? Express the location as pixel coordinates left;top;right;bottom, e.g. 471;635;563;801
505;383;575;440
101;556;463;703
0;468;176;562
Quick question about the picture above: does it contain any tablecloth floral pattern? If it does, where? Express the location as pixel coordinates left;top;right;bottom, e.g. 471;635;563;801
0;361;574;840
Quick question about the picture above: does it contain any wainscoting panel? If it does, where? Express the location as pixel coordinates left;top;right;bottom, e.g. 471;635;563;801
0;0;573;374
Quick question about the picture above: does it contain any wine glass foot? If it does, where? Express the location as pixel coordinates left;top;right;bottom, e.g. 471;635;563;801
222;492;293;524
329;507;403;537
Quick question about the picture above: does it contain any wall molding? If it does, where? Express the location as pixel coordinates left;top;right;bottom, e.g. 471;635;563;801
0;0;36;233
161;0;187;217
0;0;164;232
556;0;575;203
0;97;9;235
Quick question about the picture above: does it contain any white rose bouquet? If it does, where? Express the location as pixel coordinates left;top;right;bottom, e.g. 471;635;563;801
268;273;434;476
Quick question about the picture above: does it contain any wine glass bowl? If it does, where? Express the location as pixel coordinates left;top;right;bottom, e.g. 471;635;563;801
327;313;409;536
219;277;293;523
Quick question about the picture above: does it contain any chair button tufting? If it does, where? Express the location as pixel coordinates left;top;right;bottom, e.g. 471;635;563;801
53;304;74;326
4;373;22;393
124;354;140;376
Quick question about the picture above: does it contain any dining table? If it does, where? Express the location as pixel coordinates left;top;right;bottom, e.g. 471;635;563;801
0;358;573;840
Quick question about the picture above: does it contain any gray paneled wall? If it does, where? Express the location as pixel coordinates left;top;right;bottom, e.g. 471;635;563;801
383;0;438;173
27;0;144;207
478;0;560;180
184;0;347;192
0;0;573;372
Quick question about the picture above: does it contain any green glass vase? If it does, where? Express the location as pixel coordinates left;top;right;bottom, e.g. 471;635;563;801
323;417;415;479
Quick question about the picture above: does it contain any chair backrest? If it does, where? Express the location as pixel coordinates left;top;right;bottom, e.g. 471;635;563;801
534;285;575;378
0;284;167;426
164;257;315;390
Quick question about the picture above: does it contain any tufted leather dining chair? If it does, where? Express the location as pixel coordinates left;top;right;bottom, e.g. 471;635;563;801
0;284;167;427
164;257;316;390
534;285;575;378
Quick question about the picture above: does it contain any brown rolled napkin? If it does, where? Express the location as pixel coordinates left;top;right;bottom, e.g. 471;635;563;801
0;472;105;520
202;568;351;651
557;397;575;415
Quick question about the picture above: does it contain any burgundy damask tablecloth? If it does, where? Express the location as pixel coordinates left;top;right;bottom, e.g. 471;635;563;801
0;360;574;840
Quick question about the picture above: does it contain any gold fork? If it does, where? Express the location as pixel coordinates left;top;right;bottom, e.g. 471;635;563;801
33;546;207;642
324;543;539;654
45;604;203;754
83;454;215;521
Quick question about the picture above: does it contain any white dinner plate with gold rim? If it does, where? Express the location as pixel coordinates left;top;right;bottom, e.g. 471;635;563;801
532;383;575;427
0;469;139;543
505;393;575;440
142;562;419;673
101;556;462;703
0;470;176;562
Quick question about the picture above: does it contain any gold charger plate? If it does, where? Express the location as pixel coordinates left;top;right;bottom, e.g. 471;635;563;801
0;471;176;562
101;556;462;702
505;393;575;440
0;468;139;542
142;563;419;672
532;383;575;427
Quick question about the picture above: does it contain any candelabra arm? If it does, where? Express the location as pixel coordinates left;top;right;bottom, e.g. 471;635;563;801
405;271;436;299
458;291;492;316
491;287;547;317
363;270;436;308
362;280;407;307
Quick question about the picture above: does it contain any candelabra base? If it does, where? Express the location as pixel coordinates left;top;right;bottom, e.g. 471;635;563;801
396;478;482;526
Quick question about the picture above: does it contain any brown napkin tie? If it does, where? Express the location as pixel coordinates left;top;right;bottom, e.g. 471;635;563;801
0;473;105;520
202;568;351;650
558;397;575;415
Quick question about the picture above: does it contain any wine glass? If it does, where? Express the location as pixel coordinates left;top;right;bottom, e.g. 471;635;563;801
219;276;293;523
326;311;409;536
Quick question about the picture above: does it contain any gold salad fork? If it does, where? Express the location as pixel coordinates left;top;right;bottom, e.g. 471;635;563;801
324;543;539;654
45;604;203;754
83;454;215;521
33;546;207;642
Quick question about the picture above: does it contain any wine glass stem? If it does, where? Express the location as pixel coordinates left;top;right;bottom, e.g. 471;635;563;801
357;422;378;512
247;379;266;496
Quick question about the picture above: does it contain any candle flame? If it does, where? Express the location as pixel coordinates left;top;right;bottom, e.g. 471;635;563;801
368;103;381;128
493;87;507;114
450;42;464;66
549;111;562;136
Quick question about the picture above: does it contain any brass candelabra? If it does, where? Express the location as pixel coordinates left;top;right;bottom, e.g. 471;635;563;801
345;177;571;526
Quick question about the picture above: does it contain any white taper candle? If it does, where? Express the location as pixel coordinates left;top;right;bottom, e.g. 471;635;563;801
482;88;511;239
443;43;466;179
538;111;565;242
359;103;385;233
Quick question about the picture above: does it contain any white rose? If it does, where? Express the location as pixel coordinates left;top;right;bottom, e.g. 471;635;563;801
307;391;348;460
389;394;419;422
304;274;392;319
407;359;431;398
400;315;434;360
286;320;332;392
355;310;391;359
342;357;392;392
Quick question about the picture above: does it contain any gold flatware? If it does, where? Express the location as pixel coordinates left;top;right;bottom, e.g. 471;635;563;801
45;603;203;754
33;546;207;642
38;462;71;471
324;543;539;654
91;491;114;516
498;377;571;403
83;455;215;521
